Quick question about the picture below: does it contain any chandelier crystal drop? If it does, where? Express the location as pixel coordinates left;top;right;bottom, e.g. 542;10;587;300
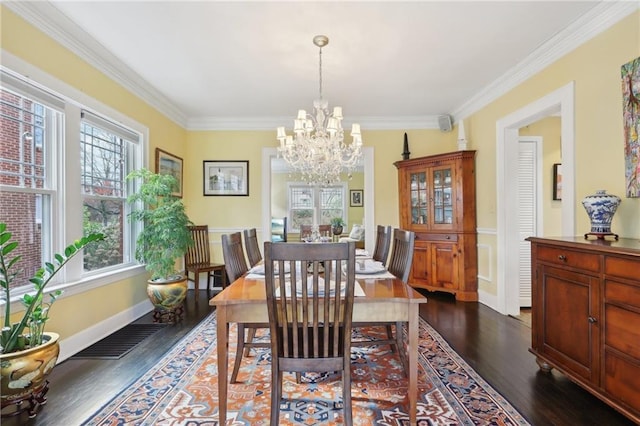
277;35;363;185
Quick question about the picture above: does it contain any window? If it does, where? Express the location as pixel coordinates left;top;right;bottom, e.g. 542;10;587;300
0;77;61;288
0;69;143;292
80;111;138;271
288;183;347;231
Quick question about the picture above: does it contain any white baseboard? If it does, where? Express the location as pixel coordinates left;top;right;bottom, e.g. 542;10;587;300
57;299;153;362
478;289;499;313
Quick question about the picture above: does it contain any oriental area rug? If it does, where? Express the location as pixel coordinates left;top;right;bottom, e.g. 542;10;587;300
82;312;530;425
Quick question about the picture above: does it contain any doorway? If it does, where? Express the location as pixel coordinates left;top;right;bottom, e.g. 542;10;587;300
261;147;375;252
517;136;543;308
495;82;576;316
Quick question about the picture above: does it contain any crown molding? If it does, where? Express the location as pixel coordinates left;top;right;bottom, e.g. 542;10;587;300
451;1;639;123
4;1;188;128
6;1;637;131
186;115;441;131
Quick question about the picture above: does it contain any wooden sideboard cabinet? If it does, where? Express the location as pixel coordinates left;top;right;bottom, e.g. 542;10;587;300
527;236;640;423
394;151;477;301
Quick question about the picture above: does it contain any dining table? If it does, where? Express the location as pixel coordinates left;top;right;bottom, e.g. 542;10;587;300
209;260;428;426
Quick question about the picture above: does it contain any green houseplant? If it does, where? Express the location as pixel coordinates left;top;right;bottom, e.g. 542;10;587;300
126;168;194;321
330;217;345;236
0;222;103;413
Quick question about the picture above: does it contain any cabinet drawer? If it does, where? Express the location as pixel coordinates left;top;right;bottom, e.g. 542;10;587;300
604;303;640;359
416;233;458;243
605;256;640;281
605;281;640;310
604;352;640;413
536;245;600;273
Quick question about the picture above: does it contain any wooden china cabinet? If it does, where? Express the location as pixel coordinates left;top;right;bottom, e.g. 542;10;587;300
394;150;477;301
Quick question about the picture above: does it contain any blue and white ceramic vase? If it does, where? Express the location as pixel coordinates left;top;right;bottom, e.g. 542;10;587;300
581;190;621;238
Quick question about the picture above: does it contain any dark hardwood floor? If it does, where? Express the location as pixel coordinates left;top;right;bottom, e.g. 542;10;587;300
4;289;634;425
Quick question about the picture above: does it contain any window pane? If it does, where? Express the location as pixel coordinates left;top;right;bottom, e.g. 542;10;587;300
0;87;55;290
83;198;125;270
80;120;131;272
291;209;313;230
0;88;47;189
0;192;49;289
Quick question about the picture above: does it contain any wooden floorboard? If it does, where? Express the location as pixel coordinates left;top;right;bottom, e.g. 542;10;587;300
3;289;634;425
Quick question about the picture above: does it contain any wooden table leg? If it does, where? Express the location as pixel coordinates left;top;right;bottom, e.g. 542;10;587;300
408;303;418;426
217;307;229;425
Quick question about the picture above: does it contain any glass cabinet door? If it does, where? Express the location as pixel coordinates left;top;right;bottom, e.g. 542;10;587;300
432;167;453;225
409;171;428;225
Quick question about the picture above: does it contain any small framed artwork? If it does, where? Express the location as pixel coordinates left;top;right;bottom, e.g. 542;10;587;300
553;163;562;201
155;148;183;198
350;189;363;207
203;160;249;196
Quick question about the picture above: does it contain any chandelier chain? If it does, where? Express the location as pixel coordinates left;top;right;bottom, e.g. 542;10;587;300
318;45;323;101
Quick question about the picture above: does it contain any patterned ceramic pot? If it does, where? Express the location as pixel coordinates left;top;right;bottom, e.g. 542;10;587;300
146;276;188;312
1;332;59;405
581;190;621;236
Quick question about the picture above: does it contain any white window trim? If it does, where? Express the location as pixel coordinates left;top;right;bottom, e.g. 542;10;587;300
1;50;148;307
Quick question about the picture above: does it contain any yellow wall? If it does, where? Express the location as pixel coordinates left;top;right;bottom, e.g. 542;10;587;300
1;7;187;339
519;116;563;236
183;129;454;262
2;4;639;341
468;11;639;295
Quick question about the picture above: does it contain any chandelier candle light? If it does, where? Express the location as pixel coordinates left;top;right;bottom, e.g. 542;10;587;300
277;35;363;185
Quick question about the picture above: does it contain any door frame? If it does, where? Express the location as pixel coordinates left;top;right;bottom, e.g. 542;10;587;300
261;147;375;252
496;81;575;315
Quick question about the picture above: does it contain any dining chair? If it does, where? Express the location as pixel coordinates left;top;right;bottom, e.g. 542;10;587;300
352;228;415;372
299;224;313;241
371;225;392;266
184;225;226;299
387;228;416;284
385;228;416;369
318;224;331;238
264;241;356;425
221;232;269;382
243;228;262;267
300;224;332;241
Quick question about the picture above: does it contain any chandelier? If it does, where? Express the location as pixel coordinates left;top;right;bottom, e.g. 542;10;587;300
277;35;363;185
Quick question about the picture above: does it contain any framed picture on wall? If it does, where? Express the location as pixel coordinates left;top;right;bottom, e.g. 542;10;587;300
203;160;249;196
350;189;363;207
155;148;183;198
553;163;562;201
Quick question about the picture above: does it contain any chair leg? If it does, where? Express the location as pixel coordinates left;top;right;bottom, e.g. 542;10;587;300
207;271;213;292
385;325;396;353
395;321;408;376
271;364;282;426
343;360;353;425
230;324;246;383
243;327;257;357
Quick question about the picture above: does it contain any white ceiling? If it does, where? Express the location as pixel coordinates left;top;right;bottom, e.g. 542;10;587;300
6;1;635;130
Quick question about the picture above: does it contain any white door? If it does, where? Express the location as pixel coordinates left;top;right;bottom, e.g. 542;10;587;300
517;138;541;308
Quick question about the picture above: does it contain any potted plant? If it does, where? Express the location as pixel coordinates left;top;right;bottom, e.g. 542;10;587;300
126;168;194;322
330;217;345;236
0;222;103;416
